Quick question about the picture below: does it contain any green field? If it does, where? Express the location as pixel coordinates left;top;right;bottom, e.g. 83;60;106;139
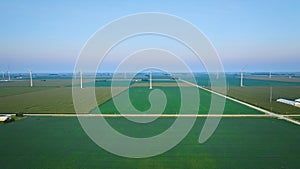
0;76;299;115
226;86;300;114
0;116;299;169
0;80;264;115
0;80;126;113
98;86;261;114
0;76;299;169
191;74;300;115
193;74;300;87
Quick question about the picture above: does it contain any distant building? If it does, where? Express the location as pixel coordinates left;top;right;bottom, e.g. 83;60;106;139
277;98;300;108
0;115;12;122
295;98;300;103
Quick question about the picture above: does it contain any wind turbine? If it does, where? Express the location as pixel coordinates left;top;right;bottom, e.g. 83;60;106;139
29;70;33;87
240;65;247;87
80;69;83;89
7;66;10;81
269;70;272;79
149;70;152;89
2;70;4;80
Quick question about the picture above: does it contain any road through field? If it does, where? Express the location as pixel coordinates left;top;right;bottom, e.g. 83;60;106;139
180;79;300;126
21;113;270;117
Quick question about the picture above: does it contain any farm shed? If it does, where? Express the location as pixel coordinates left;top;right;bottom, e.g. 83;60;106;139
277;98;300;108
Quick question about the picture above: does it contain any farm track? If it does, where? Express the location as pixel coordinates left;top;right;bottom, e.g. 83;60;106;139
21;114;272;117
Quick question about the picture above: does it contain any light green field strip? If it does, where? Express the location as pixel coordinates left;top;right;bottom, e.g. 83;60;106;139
0;86;126;113
131;82;190;87
181;79;300;126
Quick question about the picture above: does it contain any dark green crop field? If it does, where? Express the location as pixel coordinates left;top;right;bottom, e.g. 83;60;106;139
0;76;299;169
98;86;262;114
0;117;299;169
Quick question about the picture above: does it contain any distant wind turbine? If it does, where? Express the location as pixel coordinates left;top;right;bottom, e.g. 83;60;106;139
29;70;33;87
269;71;272;79
240;65;247;87
2;70;5;80
149;70;152;89
7;66;10;81
80;69;83;89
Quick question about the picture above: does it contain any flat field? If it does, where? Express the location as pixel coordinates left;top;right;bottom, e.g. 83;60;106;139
0;76;299;169
98;86;262;114
0;80;126;113
0;116;299;169
192;74;300;114
226;86;300;114
1;76;299;115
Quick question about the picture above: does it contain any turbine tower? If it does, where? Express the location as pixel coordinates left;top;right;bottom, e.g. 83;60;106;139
2;70;4;80
240;71;244;87
80;69;83;89
240;66;247;87
29;70;33;87
149;70;152;89
269;71;272;79
7;66;10;81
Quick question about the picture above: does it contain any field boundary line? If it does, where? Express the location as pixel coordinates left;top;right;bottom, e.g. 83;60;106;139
20;114;270;117
180;79;300;126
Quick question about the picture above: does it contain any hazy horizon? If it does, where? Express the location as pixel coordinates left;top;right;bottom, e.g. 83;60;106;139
1;1;299;73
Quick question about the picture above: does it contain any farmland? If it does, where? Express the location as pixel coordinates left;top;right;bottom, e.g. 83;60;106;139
0;80;126;113
225;86;300;114
98;86;262;115
0;116;300;169
0;74;299;169
190;74;300;115
0;74;299;115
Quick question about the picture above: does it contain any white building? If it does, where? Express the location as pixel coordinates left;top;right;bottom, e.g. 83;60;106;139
0;114;12;122
277;98;300;108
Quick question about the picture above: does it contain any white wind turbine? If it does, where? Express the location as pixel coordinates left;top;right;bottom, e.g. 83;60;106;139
29;70;33;87
149;70;152;90
1;70;5;81
240;65;247;87
80;69;83;89
7;66;11;81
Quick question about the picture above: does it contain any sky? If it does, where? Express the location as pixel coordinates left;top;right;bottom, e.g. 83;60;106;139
0;0;299;73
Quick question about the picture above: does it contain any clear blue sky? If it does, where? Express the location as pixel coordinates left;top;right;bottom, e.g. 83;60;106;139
0;0;299;72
